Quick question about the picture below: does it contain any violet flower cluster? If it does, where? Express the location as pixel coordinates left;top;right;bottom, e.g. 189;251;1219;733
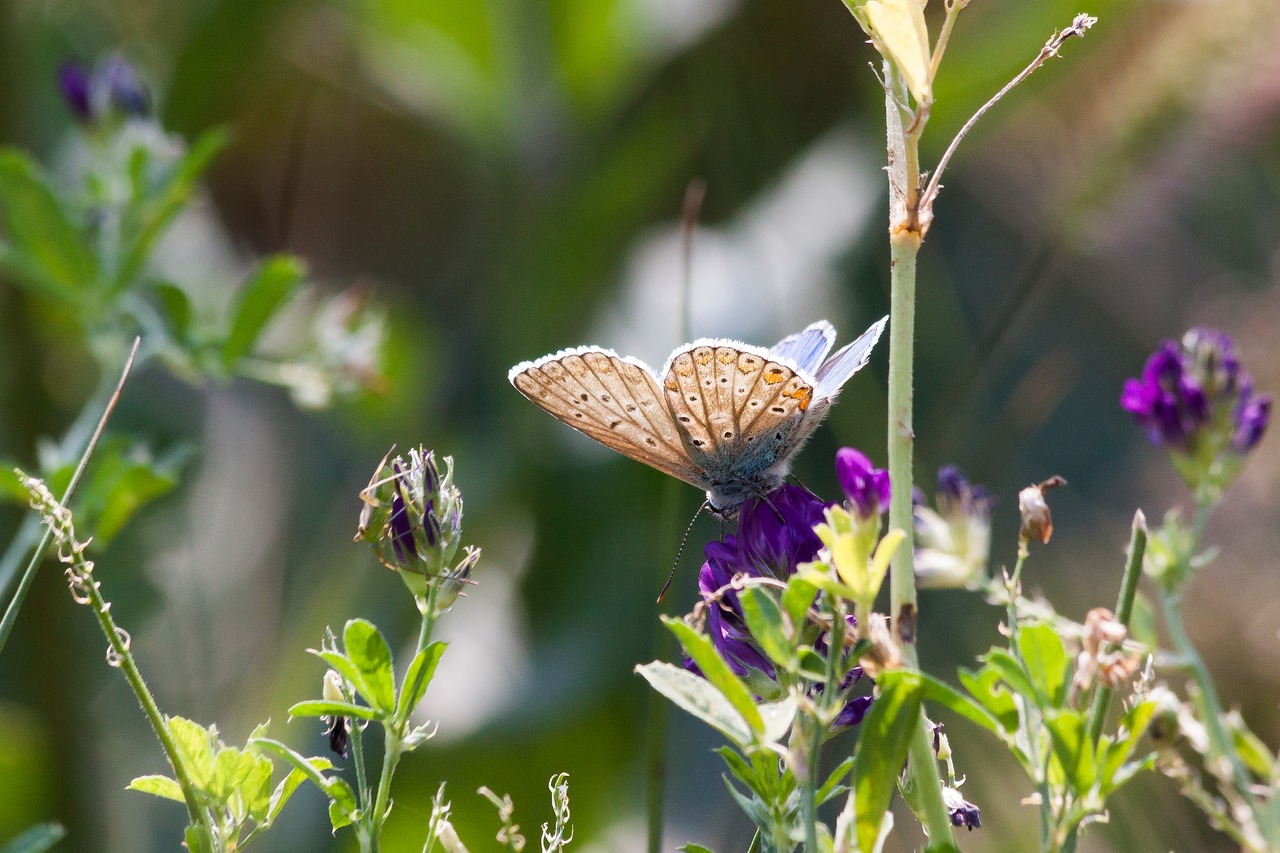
693;477;873;728
58;55;150;125
1122;328;1269;490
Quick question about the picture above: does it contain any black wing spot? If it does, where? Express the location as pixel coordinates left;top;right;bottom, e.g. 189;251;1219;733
678;415;691;423
750;400;760;407
688;395;698;403
600;394;611;402
774;431;783;441
574;413;583;419
720;377;728;384
692;439;705;447
580;393;589;401
627;405;637;412
609;420;621;429
771;406;785;413
722;431;733;439
645;438;657;447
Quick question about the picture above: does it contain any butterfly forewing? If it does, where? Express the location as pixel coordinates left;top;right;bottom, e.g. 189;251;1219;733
510;350;707;489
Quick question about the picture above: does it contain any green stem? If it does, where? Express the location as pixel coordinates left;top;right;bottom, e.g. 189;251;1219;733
802;715;823;853
367;585;440;852
1085;511;1147;742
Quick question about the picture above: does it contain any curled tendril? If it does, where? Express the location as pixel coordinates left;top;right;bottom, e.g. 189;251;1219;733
106;627;132;667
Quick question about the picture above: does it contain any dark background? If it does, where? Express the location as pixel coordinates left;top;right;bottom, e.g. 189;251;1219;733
1;0;1278;850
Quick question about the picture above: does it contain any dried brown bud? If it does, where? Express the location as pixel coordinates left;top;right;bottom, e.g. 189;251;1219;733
1018;475;1066;545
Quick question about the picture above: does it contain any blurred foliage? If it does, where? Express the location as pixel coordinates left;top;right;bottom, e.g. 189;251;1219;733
1;0;1279;851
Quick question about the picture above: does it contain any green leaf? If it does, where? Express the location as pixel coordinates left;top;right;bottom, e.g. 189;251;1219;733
265;767;311;827
241;756;274;821
328;797;355;831
222;255;305;371
251;737;357;820
210;746;255;801
396;641;447;719
663;617;765;736
116;129;229;290
979;650;1040;709
912;671;1003;737
816;756;853;805
636;661;753;747
127;774;186;802
957;666;1019;733
0;151;97;301
1044;709;1096;796
781;575;818;629
739;588;793;671
680;845;716;853
167;716;216;789
310;650;369;707
287;700;380;720
852;670;924;853
1099;699;1157;795
343;618;396;714
151;282;195;343
1016;623;1070;708
0;823;66;853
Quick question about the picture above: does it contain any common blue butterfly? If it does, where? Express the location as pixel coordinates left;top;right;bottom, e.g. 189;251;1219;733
509;317;887;515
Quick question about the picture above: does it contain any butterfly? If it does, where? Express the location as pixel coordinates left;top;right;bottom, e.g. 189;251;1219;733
508;317;888;516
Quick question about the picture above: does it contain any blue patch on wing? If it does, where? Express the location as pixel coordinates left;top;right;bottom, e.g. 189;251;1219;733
771;321;836;374
814;316;888;398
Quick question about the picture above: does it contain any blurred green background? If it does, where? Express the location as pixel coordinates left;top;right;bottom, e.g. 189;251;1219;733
2;0;1279;850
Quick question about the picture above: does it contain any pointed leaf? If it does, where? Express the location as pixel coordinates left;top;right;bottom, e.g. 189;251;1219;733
167;716;216;788
852;670;924;853
816;757;853;805
222;255;304;370
0;823;66;853
287;700;379;721
396;641;447;719
636;661;753;747
1044;709;1096;796
0;151;97;301
1016;623;1070;708
343;618;396;714
958;666;1019;732
781;576;818;629
126;775;185;802
979;650;1039;709
739;588;793;670
663;618;765;736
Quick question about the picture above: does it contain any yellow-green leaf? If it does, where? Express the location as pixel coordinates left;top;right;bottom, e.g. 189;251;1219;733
863;0;932;104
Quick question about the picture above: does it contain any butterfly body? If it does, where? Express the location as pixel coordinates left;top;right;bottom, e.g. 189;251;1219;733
509;318;887;515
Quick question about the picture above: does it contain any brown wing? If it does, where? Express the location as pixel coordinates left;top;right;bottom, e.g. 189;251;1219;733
661;341;817;476
509;348;708;490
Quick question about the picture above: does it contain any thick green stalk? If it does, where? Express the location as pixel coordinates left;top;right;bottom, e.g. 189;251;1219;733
886;231;920;631
1085;511;1147;742
878;59;956;851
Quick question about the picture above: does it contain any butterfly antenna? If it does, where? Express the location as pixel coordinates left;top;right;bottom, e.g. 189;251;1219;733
657;500;710;604
750;485;787;523
677;178;705;345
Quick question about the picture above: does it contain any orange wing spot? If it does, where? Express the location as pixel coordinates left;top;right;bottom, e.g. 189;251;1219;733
696;350;713;366
717;350;736;365
665;377;679;390
763;367;786;385
787;387;813;411
675;361;694;377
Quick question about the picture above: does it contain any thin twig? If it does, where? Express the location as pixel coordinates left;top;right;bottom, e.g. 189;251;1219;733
0;337;141;654
920;13;1097;217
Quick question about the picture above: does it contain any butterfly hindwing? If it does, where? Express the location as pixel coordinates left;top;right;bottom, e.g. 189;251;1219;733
509;349;707;489
662;341;815;479
771;321;836;375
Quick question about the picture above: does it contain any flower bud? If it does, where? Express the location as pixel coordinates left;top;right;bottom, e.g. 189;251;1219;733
835;448;890;520
356;447;478;614
1018;476;1065;546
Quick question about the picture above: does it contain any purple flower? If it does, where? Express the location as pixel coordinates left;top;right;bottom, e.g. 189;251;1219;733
737;484;829;577
57;61;93;122
54;55;150;127
689;481;871;727
1122;329;1270;479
